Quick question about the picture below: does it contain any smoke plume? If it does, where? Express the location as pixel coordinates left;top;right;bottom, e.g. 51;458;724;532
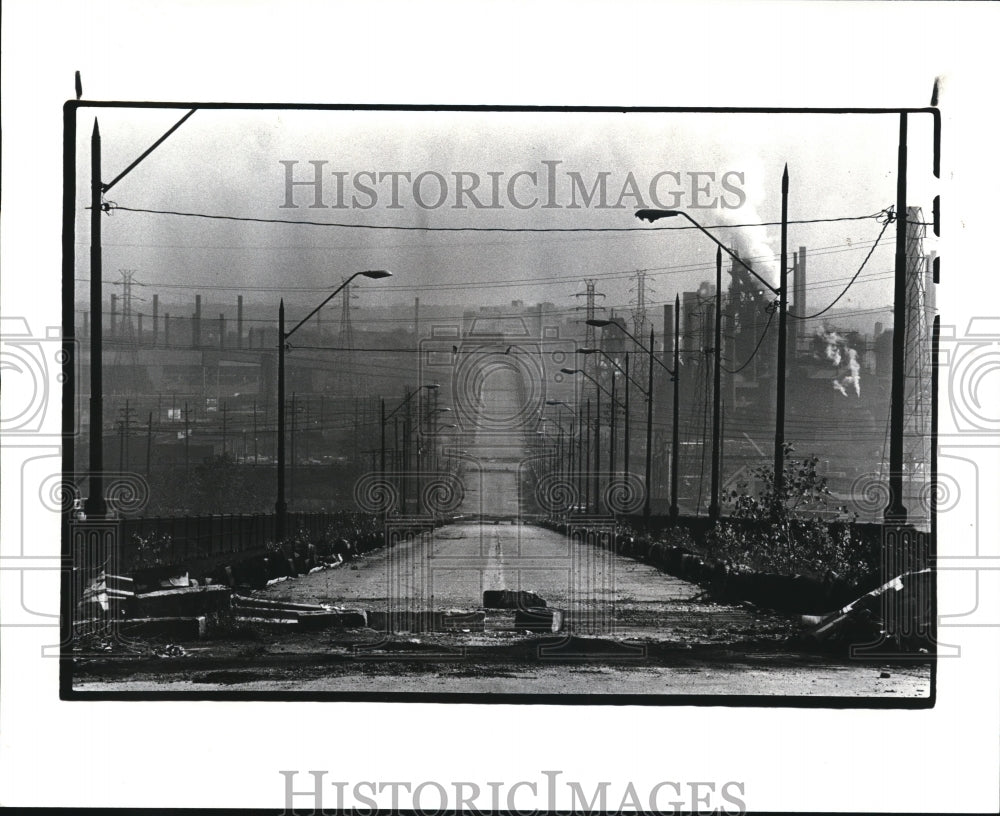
816;330;861;398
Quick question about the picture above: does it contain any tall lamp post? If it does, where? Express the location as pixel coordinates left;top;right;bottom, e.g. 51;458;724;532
636;167;790;502
587;320;675;520
577;348;645;480
276;269;392;541
545;400;577;509
380;383;440;511
561;368;625;514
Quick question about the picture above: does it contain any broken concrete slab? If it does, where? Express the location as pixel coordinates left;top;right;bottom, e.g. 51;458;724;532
232;601;368;630
366;609;485;633
801;569;933;649
514;607;564;633
131;585;231;618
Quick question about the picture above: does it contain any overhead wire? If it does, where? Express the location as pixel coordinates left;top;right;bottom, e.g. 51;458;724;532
102;203;887;233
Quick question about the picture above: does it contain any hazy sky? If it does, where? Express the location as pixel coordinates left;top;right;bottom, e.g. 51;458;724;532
76;107;937;321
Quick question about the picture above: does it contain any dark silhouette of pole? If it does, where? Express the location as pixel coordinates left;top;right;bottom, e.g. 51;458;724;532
380;398;387;478
146;411;153;477
276;300;287;539
773;165;790;499
886;113;909;524
670;294;681;521
644;328;654;519
594;389;601;513
710;246;723;521
585;399;592;513
578;400;585;511
84;112;195;517
290;392;297;508
86;120;106;517
276;270;391;539
634;205;786;515
623;353;631;478
609;367;617;476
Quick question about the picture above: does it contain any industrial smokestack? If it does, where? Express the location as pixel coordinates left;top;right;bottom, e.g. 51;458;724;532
794;245;807;332
682;291;699;353
663;302;674;368
138;312;144;343
164;313;171;347
237;295;244;349
110;294;118;340
193;294;202;348
152;294;159;347
219;313;226;350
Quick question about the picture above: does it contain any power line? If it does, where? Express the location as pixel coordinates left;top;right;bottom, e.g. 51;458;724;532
103;203;886;233
721;307;776;374
790;214;893;321
73;237;892;296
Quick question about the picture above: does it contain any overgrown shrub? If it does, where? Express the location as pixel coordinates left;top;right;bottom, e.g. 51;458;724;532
707;444;872;583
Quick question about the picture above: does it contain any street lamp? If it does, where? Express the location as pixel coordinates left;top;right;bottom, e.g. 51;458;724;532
561;367;627;514
539;412;573;492
381;383;440;496
585;321;673;520
636;166;790;505
578;348;645;479
379;383;441;479
276;269;391;541
545;400;578;507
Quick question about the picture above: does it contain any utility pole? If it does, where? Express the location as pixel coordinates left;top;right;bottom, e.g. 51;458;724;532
623;353;630;478
184;401;191;473
290;392;297;508
710;246;723;521
405;389;413;512
886;113;909;524
593;389;601;514
578;400;586;511
85;120;107;517
609;367;617;476
644;328;654;520
276;300;287;537
146;411;153;477
773;164;790;500
585;399;592;513
670;294;680;521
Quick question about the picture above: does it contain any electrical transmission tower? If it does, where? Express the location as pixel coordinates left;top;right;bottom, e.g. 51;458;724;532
630;270;656;387
574;279;605;381
110;269;146;414
631;271;650;339
901;205;934;522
